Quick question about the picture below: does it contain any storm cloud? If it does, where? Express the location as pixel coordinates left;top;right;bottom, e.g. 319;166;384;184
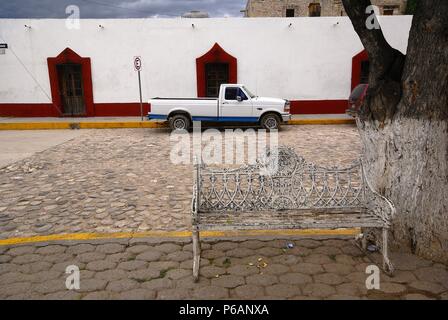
0;0;247;18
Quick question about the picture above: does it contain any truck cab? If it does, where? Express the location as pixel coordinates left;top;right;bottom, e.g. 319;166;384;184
148;84;291;131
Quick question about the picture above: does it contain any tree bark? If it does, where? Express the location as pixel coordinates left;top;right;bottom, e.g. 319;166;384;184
343;0;448;262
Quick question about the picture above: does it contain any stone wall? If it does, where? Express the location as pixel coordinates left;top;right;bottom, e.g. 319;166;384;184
245;0;407;17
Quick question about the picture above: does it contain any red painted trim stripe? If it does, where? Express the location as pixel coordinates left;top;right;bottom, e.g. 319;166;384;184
0;104;59;117
290;100;348;114
1;100;348;117
0;103;151;117
94;103;151;117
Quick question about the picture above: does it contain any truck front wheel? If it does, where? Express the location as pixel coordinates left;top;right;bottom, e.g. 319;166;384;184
260;113;281;131
169;114;191;131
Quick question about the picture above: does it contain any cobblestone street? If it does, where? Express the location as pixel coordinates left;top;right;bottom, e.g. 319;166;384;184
1;125;446;300
1;237;447;300
0;125;361;238
1;0;447;305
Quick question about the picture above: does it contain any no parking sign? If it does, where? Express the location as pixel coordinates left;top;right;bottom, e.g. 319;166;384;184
134;56;143;120
134;56;142;71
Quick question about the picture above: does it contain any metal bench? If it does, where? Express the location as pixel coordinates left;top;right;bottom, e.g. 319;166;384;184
190;146;395;281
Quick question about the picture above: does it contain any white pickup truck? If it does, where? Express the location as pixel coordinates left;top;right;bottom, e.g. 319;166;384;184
148;84;291;131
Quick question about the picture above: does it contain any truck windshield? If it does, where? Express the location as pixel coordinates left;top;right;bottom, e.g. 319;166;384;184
242;86;256;98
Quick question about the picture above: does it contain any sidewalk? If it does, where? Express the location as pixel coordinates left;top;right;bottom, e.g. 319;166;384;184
0;114;354;130
0;129;87;168
1;236;446;300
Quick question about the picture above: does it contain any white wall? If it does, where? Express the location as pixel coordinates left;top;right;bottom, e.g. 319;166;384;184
0;17;412;104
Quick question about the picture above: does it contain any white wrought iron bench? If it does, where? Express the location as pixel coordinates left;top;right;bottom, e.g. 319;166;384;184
191;146;395;281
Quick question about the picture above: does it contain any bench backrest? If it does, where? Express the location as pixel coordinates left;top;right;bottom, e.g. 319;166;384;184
194;146;366;212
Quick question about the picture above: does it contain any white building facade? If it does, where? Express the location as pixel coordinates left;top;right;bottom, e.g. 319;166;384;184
0;17;412;117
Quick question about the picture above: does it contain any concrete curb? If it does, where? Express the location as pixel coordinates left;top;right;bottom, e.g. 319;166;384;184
0;118;354;130
286;119;355;125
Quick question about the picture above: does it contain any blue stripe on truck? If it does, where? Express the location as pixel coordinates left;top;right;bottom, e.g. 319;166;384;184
147;114;168;120
192;116;259;122
148;114;259;123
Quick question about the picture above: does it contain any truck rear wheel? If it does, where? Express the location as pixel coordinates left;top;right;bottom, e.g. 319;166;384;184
169;114;191;131
260;113;281;131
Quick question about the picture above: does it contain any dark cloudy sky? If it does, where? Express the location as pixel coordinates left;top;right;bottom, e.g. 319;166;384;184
0;0;247;18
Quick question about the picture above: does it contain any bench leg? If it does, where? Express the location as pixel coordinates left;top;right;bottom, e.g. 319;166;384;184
382;227;394;275
361;232;368;251
192;229;201;282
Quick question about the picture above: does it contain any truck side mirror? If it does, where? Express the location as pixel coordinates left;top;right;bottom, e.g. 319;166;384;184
236;96;242;102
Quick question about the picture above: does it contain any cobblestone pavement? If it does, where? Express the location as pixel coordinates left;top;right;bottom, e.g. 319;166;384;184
0;237;447;300
0;125;361;239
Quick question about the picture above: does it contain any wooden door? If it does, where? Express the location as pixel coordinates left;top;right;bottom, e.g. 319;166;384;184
205;63;229;97
57;64;86;116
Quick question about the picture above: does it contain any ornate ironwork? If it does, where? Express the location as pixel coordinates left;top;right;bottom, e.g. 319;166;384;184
192;146;394;223
190;145;396;279
361;162;396;227
195;146;365;211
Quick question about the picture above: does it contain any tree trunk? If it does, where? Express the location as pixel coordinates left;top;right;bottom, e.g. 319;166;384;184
343;0;448;262
358;118;448;262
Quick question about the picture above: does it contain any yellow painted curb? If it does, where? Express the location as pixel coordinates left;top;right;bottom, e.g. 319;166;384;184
0;122;72;130
79;121;168;129
286;119;355;125
0;228;359;246
0;119;355;130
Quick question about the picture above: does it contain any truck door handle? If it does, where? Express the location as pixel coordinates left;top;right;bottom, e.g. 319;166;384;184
257;108;262;110
222;102;228;105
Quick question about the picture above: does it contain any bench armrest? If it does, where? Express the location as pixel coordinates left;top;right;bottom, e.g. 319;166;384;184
362;163;396;227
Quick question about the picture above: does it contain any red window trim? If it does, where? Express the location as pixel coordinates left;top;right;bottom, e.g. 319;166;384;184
196;43;237;97
47;48;95;116
351;49;369;91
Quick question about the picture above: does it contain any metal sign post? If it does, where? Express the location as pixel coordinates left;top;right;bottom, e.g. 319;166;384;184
134;56;143;121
